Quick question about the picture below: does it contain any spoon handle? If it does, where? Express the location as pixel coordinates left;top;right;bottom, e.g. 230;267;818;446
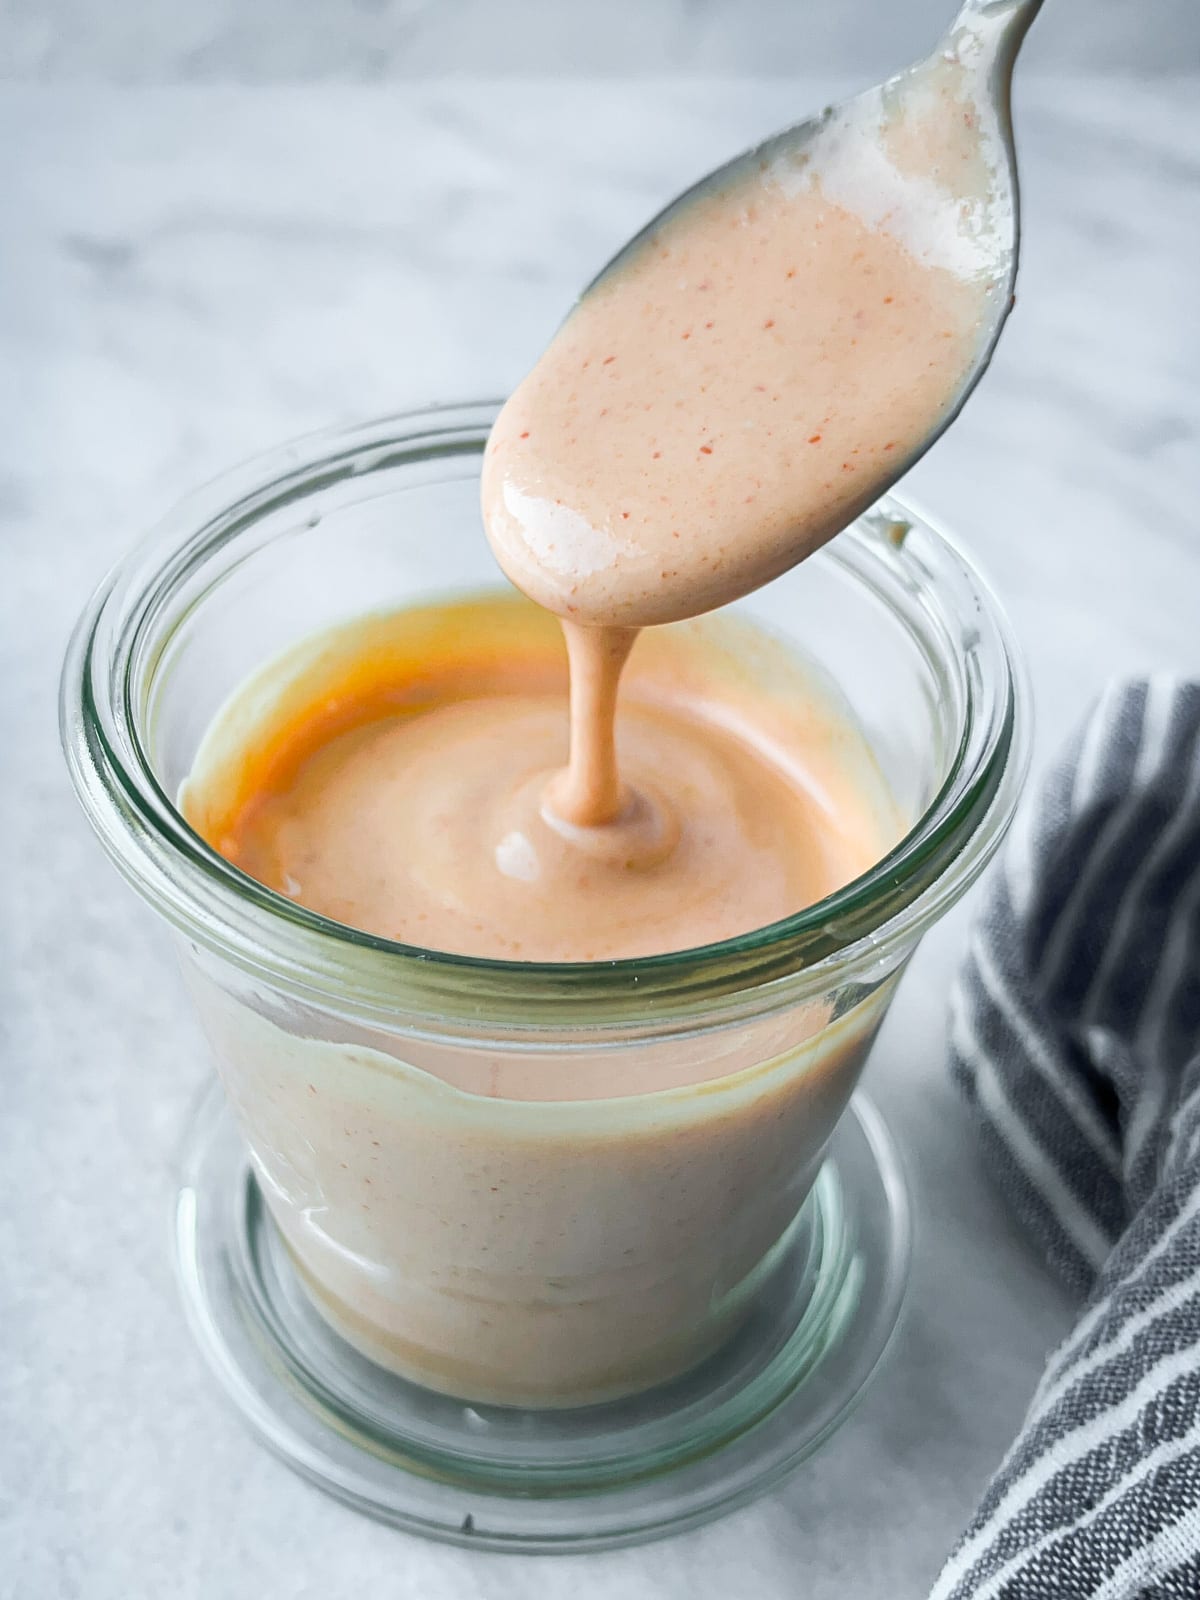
947;0;1044;83
955;0;1044;21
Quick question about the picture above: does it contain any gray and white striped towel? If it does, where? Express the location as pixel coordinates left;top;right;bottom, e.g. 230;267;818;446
936;677;1200;1600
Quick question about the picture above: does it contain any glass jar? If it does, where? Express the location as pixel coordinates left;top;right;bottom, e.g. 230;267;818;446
60;400;1028;1546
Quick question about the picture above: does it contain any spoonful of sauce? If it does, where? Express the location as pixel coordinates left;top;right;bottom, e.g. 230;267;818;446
483;0;1043;827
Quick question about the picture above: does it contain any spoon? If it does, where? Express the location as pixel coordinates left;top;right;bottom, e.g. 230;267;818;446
585;0;1044;454
484;0;1045;631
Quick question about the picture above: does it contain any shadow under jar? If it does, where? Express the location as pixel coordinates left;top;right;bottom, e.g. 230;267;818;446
62;401;1027;1416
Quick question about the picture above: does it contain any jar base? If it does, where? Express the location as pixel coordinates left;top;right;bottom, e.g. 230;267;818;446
172;1082;910;1553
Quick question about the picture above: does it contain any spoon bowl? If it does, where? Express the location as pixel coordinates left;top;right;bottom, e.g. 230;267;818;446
585;0;1044;463
483;0;1045;629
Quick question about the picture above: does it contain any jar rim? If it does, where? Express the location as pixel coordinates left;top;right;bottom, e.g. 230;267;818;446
60;400;1030;1033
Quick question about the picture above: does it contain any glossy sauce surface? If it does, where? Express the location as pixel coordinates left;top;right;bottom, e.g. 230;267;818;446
482;43;1001;824
483;171;989;631
184;598;897;963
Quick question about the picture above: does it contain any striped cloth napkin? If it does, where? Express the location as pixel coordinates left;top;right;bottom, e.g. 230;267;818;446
934;677;1200;1600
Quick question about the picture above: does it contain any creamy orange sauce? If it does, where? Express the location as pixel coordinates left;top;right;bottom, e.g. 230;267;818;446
483;133;995;824
185;597;896;963
195;37;1001;947
483;174;989;632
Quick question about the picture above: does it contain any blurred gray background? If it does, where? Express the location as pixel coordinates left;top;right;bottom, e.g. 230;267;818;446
2;0;1198;78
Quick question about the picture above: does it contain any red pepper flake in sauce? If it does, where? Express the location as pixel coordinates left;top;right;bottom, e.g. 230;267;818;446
602;355;616;365
519;431;530;439
763;319;775;330
699;445;713;455
883;296;895;304
808;434;822;444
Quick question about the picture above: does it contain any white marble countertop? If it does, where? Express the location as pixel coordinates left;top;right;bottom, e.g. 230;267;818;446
3;74;1198;1600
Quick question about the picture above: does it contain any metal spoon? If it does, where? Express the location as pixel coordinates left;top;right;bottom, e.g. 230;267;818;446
484;0;1046;633
583;0;1044;471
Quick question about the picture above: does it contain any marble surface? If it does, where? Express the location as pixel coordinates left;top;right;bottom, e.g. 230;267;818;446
2;73;1198;1600
5;0;1199;79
